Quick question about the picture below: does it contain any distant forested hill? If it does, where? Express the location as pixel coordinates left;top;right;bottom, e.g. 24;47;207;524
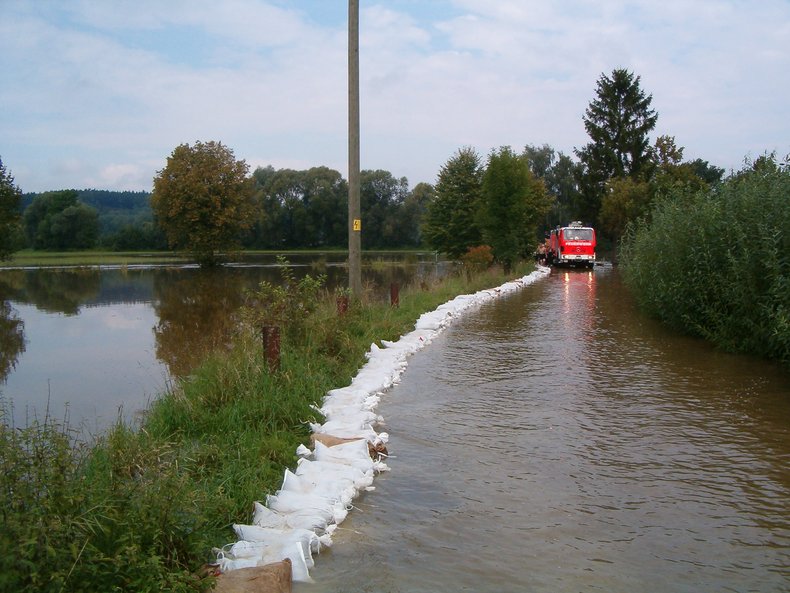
22;189;153;235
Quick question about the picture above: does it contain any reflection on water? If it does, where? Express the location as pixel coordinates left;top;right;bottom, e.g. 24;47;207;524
152;268;254;378
0;254;452;430
297;266;790;593
0;300;25;383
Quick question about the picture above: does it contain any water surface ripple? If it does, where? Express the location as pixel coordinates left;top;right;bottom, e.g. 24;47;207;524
298;267;790;593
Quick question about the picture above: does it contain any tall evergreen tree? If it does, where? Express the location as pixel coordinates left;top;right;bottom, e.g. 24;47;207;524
575;68;657;226
422;147;484;258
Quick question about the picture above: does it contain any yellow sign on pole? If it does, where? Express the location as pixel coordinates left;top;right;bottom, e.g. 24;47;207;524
353;219;362;232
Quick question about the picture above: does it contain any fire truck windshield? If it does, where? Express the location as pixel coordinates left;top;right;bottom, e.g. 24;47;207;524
564;228;593;241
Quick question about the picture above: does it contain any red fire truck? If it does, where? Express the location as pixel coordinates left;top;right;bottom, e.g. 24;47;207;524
547;222;596;268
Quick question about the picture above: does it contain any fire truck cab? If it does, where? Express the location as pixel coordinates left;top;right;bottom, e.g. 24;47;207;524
547;222;596;268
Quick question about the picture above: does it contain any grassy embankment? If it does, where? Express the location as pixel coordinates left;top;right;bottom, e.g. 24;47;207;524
0;260;536;592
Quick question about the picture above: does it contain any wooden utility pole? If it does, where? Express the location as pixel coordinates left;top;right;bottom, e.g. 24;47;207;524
348;0;362;298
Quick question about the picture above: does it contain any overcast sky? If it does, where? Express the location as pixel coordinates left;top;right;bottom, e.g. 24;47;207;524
1;0;788;193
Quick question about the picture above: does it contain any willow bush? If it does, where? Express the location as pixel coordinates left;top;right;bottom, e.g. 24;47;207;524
620;155;790;367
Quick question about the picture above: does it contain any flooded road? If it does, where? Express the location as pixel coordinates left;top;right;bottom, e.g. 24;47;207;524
298;266;790;593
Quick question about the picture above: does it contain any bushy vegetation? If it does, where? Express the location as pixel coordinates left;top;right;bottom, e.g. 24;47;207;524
0;157;23;261
460;245;494;275
0;262;533;591
620;155;790;367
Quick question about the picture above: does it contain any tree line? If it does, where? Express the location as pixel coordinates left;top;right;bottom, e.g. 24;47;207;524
1;165;435;258
0;67;746;266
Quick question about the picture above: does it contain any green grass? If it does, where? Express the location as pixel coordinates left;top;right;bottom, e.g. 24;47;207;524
0;249;189;267
0;261;535;592
0;249;439;268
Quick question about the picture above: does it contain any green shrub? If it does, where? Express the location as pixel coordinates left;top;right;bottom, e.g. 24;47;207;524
238;255;326;342
620;154;790;367
0;410;215;592
460;245;494;275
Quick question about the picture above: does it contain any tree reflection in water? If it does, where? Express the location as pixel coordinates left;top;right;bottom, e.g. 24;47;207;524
18;268;101;315
151;267;259;379
0;300;25;384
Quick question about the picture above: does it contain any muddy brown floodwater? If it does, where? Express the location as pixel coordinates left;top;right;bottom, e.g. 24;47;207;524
296;265;790;593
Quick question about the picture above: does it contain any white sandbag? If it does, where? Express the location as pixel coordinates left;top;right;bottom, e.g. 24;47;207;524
313;439;375;474
320;387;370;409
287;542;314;583
310;422;380;442
280;468;358;507
216;266;552;580
252;501;329;532
322;408;381;426
320;393;380;416
232;524;330;556
252;501;288;529
294;458;375;491
266;491;349;525
295;443;312;457
219;540;313;582
414;311;445;330
216;555;260;571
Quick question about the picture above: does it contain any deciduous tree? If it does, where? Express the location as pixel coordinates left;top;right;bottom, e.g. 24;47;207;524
151;141;256;265
688;158;725;185
650;135;709;203
23;190;99;250
480;146;552;273
523;144;582;227
599;176;651;239
360;170;409;249
400;182;434;246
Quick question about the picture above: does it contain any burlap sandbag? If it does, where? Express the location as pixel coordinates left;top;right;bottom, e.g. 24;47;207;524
213;559;292;593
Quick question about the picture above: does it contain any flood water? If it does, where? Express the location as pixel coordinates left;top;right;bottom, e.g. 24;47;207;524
297;265;790;593
0;253;448;431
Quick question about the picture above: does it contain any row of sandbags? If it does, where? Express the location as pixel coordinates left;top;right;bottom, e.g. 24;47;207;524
215;267;551;582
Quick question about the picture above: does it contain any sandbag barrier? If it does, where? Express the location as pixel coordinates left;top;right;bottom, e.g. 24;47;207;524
214;266;551;582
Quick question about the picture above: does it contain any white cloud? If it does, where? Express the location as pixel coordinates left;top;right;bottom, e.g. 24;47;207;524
0;0;787;193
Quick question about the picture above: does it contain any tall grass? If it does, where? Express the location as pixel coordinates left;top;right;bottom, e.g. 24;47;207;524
620;155;790;367
1;261;532;591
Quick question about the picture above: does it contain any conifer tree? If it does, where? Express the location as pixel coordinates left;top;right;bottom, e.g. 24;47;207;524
575;68;657;226
422;147;483;258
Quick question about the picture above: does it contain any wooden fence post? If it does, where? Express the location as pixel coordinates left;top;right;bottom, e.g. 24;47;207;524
336;295;349;316
262;325;280;373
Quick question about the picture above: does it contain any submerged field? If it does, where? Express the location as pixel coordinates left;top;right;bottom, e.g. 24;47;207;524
0;260;535;592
